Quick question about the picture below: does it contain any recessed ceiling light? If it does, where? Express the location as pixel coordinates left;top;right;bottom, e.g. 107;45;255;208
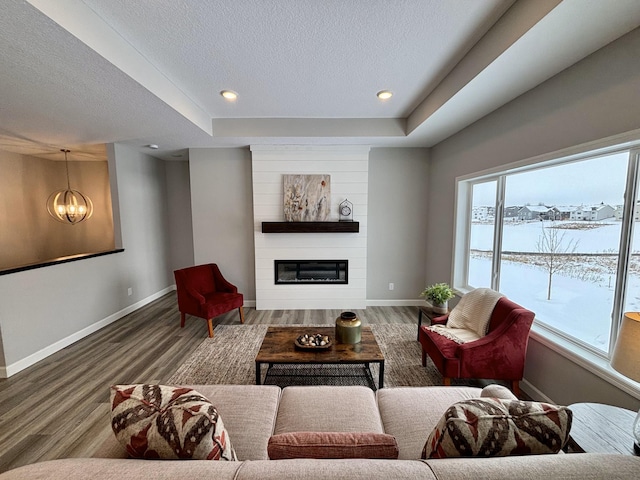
147;144;159;149
376;90;393;100
220;90;238;101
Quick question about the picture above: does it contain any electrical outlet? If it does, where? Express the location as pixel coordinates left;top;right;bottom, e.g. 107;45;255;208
127;287;133;296
388;283;394;291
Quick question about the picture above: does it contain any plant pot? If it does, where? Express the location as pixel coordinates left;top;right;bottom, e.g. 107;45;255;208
431;301;448;314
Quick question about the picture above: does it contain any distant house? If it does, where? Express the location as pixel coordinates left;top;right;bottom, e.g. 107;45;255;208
614;202;640;221
472;206;494;221
504;206;522;220
553;206;578;220
571;203;615;221
518;205;552;220
614;205;624;220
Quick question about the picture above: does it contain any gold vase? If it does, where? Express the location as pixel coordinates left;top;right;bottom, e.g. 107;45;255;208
335;311;361;344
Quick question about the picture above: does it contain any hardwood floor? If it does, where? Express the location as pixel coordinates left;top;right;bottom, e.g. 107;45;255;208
0;292;419;473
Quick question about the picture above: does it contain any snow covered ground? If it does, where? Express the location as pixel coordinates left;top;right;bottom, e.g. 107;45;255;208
468;219;640;353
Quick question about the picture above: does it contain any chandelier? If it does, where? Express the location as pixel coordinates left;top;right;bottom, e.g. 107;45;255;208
46;149;93;225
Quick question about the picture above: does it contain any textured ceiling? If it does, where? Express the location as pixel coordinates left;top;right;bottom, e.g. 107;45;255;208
1;0;639;161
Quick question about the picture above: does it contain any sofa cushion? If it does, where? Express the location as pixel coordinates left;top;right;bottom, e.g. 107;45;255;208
274;386;384;434
188;385;281;460
267;432;399;459
377;386;483;459
422;398;572;459
110;384;236;460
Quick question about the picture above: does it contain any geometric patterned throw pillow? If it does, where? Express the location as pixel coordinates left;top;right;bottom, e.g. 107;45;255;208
110;384;237;460
422;398;572;459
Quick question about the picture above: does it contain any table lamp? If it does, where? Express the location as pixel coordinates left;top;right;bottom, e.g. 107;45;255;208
610;312;640;454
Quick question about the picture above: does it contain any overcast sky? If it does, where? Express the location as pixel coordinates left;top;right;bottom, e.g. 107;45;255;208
473;151;630;207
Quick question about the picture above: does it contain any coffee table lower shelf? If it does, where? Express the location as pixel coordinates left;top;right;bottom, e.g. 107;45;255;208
261;363;377;390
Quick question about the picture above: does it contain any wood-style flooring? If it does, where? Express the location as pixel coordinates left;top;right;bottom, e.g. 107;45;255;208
0;293;419;473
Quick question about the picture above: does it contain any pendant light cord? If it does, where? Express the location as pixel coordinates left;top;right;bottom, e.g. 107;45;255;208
62;149;71;190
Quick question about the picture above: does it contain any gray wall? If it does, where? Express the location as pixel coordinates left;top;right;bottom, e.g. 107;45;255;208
428;27;640;408
189;148;256;299
368;148;430;301
165;160;194;272
0;144;174;372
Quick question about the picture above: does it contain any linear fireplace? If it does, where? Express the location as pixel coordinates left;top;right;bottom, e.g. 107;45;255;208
275;260;348;285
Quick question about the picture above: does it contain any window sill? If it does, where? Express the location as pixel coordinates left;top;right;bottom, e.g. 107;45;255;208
530;322;640;400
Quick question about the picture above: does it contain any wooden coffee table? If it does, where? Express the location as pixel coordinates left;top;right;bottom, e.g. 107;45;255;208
255;326;385;389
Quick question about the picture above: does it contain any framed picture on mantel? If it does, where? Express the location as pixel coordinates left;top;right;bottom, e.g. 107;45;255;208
283;174;330;222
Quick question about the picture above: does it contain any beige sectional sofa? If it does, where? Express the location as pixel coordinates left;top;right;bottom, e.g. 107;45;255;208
1;384;639;479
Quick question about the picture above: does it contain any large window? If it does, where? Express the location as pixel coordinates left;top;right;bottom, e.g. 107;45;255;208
456;142;640;358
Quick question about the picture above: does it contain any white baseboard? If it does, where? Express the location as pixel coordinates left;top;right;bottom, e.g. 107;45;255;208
521;379;555;403
1;286;175;378
366;299;424;307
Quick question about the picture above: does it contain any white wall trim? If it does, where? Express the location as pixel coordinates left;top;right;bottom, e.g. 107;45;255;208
366;299;425;307
1;286;175;378
521;379;555;403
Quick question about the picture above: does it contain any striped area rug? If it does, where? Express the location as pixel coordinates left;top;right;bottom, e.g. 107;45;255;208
168;324;449;388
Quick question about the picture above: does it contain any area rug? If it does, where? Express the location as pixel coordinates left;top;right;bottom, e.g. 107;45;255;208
168;324;446;387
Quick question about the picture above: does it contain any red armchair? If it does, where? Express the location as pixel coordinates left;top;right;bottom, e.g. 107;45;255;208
419;296;534;397
174;264;245;338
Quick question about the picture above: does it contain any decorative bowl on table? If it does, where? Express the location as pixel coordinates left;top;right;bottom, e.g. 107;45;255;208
294;333;332;350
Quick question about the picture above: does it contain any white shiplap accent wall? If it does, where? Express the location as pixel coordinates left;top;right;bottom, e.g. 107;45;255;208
251;145;369;310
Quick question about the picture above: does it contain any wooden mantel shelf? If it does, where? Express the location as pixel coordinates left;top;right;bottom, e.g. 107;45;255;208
261;221;359;233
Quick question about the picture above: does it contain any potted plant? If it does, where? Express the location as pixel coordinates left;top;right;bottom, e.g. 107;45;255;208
420;283;454;314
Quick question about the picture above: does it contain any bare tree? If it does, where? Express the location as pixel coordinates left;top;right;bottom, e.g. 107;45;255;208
536;222;579;300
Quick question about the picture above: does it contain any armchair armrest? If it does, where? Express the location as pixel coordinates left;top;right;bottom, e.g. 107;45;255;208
185;286;206;305
211;264;239;293
456;327;512;363
215;276;238;294
431;314;449;326
455;311;533;379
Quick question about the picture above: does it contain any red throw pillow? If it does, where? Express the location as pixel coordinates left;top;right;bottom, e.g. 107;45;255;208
268;432;399;460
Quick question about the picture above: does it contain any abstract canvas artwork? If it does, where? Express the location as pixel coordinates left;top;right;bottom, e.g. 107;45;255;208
283;174;331;221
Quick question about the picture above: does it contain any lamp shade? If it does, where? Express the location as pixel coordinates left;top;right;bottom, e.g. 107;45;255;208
611;312;640;383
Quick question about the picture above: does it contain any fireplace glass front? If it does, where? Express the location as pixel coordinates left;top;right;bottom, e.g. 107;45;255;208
275;260;348;285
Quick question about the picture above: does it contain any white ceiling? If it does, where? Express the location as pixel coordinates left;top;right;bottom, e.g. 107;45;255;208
1;0;639;162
